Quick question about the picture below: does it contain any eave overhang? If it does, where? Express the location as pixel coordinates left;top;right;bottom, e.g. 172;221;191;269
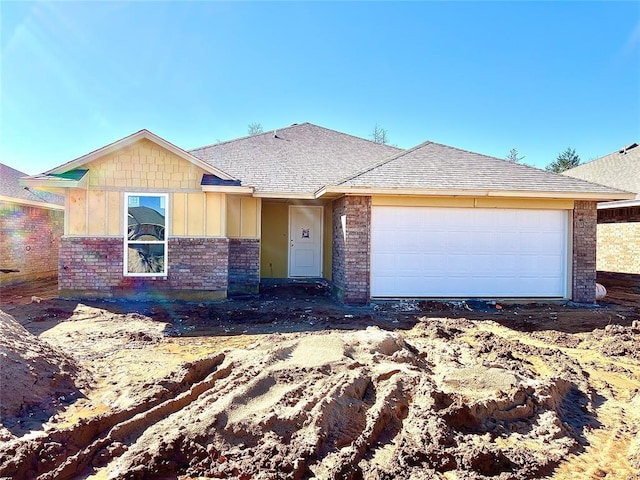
597;198;640;209
252;191;317;200
201;185;255;194
315;185;637;202
0;194;64;210
20;171;89;190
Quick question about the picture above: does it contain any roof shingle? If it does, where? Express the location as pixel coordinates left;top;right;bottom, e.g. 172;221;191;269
563;142;640;199
189;123;401;195
336;141;629;195
0;163;64;205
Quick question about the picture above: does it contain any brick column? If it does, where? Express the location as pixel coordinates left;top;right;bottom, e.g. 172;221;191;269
572;201;597;303
332;196;371;304
228;238;260;295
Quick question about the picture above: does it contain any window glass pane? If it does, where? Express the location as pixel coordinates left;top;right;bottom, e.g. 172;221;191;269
128;195;166;241
128;243;165;274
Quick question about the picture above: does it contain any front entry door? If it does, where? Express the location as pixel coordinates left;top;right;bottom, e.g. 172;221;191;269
289;206;323;277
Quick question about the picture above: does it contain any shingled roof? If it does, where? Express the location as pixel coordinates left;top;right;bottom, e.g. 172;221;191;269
331;141;631;198
0;163;64;206
563;142;640;199
189;123;401;196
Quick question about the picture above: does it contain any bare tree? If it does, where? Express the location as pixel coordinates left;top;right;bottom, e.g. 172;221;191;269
506;148;525;163
248;122;264;136
371;124;389;145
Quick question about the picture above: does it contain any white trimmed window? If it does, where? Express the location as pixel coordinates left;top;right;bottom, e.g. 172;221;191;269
124;193;168;276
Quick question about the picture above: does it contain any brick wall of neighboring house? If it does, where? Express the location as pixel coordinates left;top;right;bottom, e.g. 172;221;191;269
228;238;260;295
572;201;598;303
595;205;640;276
0;201;63;286
58;237;229;300
332;196;371;305
596;222;640;275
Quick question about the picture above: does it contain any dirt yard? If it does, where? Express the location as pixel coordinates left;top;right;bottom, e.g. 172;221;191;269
1;278;639;480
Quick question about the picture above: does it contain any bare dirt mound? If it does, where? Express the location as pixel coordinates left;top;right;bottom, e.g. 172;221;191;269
0;310;87;439
0;321;597;480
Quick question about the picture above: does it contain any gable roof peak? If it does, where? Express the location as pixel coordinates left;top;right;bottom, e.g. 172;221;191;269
41;129;237;181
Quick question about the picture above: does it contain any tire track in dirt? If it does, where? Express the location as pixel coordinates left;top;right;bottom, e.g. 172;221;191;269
3;311;639;479
0;354;226;479
469;320;640;480
86;324;594;479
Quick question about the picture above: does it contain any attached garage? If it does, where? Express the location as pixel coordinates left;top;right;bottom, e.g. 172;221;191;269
371;206;569;298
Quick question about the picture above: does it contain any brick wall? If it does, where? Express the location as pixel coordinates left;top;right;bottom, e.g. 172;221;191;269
0;201;63;286
332;196;371;304
572;201;598;303
228;238;260;295
596;223;640;275
58;237;229;300
596;205;640;276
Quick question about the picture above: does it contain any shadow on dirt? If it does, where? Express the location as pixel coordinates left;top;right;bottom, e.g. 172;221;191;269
3;280;640;339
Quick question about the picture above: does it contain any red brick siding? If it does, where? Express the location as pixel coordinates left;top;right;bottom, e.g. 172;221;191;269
572;201;598;303
59;237;229;298
0;201;63;285
332;196;371;304
228;238;260;295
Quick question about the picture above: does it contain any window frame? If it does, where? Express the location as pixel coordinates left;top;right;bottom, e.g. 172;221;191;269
124;192;169;277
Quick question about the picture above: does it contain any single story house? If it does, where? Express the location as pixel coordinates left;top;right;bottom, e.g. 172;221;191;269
1;163;64;286
563;142;640;286
21;123;632;304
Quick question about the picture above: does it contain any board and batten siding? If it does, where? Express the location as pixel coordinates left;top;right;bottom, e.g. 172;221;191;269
64;138;260;239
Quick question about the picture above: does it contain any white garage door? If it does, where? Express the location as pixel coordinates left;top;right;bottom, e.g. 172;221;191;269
371;206;568;298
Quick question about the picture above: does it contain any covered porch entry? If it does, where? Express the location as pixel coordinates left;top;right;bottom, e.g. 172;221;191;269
260;200;332;281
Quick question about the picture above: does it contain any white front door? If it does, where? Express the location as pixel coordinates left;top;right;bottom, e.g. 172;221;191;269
289;206;323;277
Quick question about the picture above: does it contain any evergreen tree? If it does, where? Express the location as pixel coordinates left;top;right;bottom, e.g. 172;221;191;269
545;147;581;173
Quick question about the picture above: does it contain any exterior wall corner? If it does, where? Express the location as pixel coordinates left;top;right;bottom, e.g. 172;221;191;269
572;200;597;303
332;196;371;305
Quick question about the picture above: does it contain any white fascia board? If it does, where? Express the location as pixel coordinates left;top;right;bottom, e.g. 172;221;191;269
44;130;238;182
201;185;255;194
252;191;317;199
597;198;640;209
316;185;635;201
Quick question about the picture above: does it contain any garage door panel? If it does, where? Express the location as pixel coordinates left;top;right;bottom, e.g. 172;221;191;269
371;206;568;297
372;253;399;275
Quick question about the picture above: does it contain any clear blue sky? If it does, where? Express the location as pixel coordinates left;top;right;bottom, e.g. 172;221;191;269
1;1;639;175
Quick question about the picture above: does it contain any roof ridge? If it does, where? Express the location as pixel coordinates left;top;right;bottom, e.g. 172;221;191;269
427;140;577;177
189;123;312;152
302;123;404;151
188;122;404;153
335;140;432;186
